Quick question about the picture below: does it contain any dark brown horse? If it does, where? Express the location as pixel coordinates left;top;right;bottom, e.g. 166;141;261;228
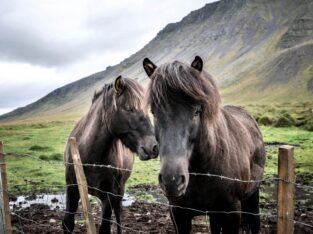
143;56;266;234
62;76;158;234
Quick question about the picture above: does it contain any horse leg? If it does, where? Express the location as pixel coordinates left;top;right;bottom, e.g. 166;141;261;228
170;207;192;234
112;197;123;234
241;189;261;234
209;213;222;234
99;196;113;234
113;189;124;234
221;200;241;234
62;185;80;233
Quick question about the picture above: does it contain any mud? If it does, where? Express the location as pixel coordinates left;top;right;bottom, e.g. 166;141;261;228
10;184;313;234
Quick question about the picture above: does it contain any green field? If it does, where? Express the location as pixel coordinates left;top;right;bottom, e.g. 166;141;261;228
0;120;161;194
0;103;312;195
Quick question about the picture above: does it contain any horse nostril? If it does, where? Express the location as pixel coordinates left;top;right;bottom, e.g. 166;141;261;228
140;146;148;155
179;175;185;185
152;144;159;156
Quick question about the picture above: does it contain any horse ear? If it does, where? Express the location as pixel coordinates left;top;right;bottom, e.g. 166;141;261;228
191;56;203;72
114;75;125;95
143;58;157;78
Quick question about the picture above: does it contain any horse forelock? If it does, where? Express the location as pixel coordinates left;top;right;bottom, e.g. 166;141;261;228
147;61;221;119
116;78;144;111
107;78;144;116
88;78;145;124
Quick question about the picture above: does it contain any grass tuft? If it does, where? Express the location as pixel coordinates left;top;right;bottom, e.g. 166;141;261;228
29;145;52;152
39;155;49;161
258;116;273;126
274;116;294;127
49;153;63;161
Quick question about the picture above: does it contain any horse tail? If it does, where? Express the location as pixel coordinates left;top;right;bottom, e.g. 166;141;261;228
241;188;261;234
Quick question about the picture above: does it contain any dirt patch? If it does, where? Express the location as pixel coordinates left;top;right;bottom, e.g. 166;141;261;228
10;177;313;233
11;200;313;234
11;202;207;234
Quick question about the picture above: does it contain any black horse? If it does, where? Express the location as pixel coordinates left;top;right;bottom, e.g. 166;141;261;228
62;76;158;234
143;56;265;234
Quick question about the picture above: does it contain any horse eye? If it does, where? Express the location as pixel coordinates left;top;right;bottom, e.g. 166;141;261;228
194;107;202;116
126;107;134;112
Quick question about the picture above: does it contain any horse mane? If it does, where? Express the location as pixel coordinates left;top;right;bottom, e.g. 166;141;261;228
92;83;113;103
72;77;144;142
147;61;221;119
90;78;144;120
147;61;257;174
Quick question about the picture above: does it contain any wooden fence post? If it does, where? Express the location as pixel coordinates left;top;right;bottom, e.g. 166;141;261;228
0;141;12;234
277;145;295;234
69;137;97;234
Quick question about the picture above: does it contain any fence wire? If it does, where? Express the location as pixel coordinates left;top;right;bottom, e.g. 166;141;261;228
3;152;313;233
6;152;313;190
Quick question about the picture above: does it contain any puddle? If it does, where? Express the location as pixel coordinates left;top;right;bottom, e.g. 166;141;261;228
122;193;135;206
9;179;312;214
265;142;299;149
261;183;313;208
10;193;135;211
145;188;167;203
10;193;66;211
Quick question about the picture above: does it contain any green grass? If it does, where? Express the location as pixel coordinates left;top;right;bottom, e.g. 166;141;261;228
0;119;161;194
244;101;313;131
127;157;159;187
0;104;312;195
261;126;313;177
0;121;76;193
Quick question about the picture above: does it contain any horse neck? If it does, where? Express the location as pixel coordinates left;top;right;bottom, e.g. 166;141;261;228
195;108;253;177
78;98;114;163
192;110;230;173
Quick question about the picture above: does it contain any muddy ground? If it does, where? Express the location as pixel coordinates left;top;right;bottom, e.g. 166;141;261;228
10;185;313;234
10;201;313;234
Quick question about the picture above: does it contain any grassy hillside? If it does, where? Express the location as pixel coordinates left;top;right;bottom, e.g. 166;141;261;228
1;0;313;123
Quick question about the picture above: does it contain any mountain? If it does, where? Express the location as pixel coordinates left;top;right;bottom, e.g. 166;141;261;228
1;0;313;123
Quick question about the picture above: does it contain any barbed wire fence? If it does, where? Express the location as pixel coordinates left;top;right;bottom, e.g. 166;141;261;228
0;141;313;233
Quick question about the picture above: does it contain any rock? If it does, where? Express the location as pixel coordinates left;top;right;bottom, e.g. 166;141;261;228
51;197;59;203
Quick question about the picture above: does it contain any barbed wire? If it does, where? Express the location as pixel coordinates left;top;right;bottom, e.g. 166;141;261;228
0;183;310;217
15;204;312;234
8;190;311;234
5;152;313;190
5;182;277;220
3;151;313;232
11;191;312;233
7;184;313;232
291;219;313;229
5;182;278;218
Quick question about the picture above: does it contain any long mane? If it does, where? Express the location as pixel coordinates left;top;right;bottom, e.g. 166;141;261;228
73;77;144;144
92;78;145;121
147;61;259;176
147;61;221;119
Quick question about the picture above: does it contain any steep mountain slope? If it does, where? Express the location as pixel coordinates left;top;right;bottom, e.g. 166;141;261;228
1;0;313;123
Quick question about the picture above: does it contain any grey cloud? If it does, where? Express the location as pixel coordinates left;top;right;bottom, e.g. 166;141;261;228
0;2;155;68
0;23;73;66
0;0;210;68
0;83;55;108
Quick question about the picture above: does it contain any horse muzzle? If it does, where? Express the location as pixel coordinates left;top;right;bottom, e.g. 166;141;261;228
138;137;159;160
158;173;187;197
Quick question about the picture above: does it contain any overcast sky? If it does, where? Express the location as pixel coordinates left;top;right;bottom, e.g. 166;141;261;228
0;0;214;115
